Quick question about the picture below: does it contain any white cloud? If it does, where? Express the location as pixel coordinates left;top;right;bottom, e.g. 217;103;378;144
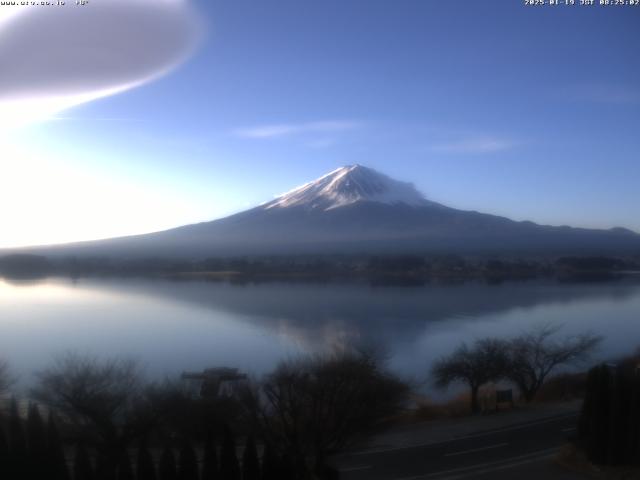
234;120;360;139
430;137;516;154
0;0;202;130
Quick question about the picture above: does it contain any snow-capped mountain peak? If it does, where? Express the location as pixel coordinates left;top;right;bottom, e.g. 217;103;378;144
263;164;431;211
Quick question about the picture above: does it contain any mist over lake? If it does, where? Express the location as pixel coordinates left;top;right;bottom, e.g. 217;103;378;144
2;276;639;392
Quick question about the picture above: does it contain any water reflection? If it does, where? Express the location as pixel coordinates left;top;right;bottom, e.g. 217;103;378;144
1;277;639;389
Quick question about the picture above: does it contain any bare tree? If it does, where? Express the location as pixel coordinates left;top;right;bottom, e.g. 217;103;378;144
239;349;409;477
31;353;156;465
506;324;602;402
0;359;12;395
142;376;244;442
431;338;509;414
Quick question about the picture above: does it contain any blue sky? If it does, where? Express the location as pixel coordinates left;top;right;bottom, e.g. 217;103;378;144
1;0;639;247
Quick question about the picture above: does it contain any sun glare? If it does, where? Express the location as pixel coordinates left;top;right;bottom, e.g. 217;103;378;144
0;142;202;248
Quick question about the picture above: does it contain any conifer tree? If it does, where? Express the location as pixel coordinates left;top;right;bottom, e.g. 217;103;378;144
577;366;596;442
159;446;178;480
0;427;10;479
579;363;640;466
278;452;295;480
74;443;95;480
116;452;134;480
178;439;199;480
9;398;27;459
595;365;613;464
137;442;157;480
241;436;260;480
10;398;28;479
201;435;219;480
219;426;240;480
608;367;628;465
27;403;47;457
27;403;48;479
260;443;279;480
630;373;640;465
616;368;640;465
95;453;117;480
46;412;70;480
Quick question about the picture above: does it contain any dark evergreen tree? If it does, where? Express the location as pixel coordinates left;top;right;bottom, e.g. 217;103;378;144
9;398;28;480
74;443;95;480
577;366;596;443
0;427;10;479
46;413;70;480
95;453;117;480
178;440;199;480
579;363;640;466
241;436;260;480
314;463;341;480
27;403;48;479
616;368;640;465
219;426;240;480
590;365;612;465
278;452;295;480
201;436;218;480
137;442;157;480
9;398;27;457
629;372;640;465
159;446;178;480
27;403;47;456
608;367;628;465
326;465;342;480
116;453;134;480
260;443;279;480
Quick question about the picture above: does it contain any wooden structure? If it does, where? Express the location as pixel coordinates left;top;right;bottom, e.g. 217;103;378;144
181;367;247;398
495;389;515;411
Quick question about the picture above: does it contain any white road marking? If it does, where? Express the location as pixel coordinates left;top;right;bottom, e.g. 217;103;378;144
392;447;558;480
343;413;578;456
339;465;372;472
444;442;509;457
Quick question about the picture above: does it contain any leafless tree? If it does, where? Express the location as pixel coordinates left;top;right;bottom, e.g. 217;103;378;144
0;359;12;395
506;324;602;402
431;338;510;414
143;377;244;442
239;349;409;477
31;353;156;463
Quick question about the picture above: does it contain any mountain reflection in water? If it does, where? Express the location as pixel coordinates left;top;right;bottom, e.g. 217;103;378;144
1;276;639;393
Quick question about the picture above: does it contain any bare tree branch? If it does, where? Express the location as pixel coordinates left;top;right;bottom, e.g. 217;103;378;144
239;349;409;477
31;353;151;460
506;324;602;402
431;338;510;414
0;359;13;395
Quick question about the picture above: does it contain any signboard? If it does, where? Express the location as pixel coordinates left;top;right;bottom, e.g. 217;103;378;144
496;389;514;410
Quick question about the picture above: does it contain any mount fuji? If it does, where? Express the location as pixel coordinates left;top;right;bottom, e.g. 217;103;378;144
12;165;640;258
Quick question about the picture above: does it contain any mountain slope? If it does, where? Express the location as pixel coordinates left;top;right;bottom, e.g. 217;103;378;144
10;165;640;258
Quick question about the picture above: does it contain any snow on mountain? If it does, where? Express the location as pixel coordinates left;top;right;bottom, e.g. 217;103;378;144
262;165;433;211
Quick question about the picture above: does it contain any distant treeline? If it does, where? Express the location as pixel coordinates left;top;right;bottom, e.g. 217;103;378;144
0;253;639;281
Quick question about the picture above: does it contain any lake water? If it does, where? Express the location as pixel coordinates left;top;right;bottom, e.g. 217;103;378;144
1;276;639;394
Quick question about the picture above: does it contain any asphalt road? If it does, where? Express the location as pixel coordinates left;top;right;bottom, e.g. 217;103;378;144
334;413;582;480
